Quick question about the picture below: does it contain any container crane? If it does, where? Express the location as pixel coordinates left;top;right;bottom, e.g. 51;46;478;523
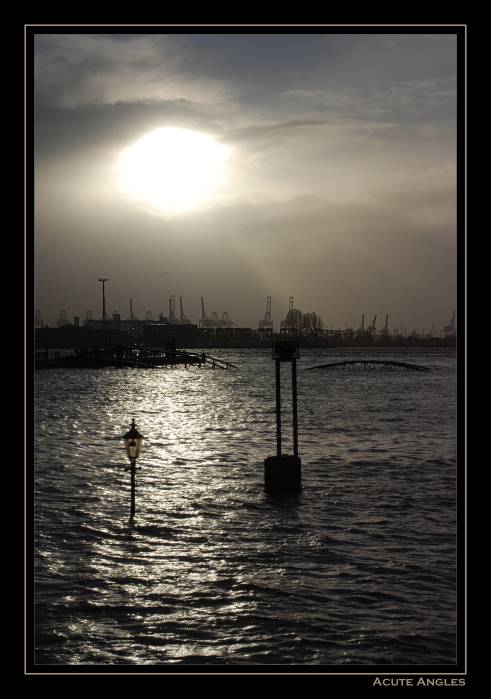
200;297;207;327
443;310;456;337
129;297;137;321
381;313;389;336
367;315;377;335
179;296;191;325
221;311;233;328
200;297;215;328
281;296;302;334
168;295;178;324
57;310;69;327
35;309;43;328
259;296;274;331
280;297;294;329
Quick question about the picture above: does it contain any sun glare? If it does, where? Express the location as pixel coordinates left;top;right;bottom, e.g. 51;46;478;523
118;127;229;215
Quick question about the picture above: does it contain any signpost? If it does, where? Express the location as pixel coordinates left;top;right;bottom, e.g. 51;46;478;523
264;340;302;493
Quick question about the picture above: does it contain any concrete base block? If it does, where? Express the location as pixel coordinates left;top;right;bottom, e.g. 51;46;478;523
264;455;302;494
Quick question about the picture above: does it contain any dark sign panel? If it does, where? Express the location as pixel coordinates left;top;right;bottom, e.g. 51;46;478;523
272;341;300;361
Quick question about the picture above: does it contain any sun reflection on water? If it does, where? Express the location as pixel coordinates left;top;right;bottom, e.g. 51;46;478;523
34;349;457;665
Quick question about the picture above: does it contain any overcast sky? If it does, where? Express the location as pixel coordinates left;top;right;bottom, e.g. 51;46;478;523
34;32;457;331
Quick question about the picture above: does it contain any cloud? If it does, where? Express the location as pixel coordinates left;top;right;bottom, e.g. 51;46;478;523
33;32;457;330
225;115;397;145
278;76;457;122
34;99;230;157
34;34;229;109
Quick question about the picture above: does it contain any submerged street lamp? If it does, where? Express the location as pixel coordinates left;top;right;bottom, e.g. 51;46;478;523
123;418;144;523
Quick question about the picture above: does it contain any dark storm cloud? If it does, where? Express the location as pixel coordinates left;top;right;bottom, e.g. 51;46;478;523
34;33;228;109
175;33;456;98
35;100;228;156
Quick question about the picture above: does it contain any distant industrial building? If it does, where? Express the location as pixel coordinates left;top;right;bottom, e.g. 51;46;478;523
34;290;456;350
84;313;148;338
143;321;199;346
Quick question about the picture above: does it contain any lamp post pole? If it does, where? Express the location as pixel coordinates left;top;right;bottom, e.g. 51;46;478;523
275;358;282;456
130;457;136;521
292;357;298;457
98;278;109;329
123;419;144;525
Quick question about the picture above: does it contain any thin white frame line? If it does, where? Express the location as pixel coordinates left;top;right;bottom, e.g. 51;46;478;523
24;24;467;28
25;25;465;676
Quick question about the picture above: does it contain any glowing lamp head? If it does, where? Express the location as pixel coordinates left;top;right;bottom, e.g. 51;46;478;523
123;419;144;461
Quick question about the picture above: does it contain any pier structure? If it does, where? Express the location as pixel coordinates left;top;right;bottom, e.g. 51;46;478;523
35;345;238;370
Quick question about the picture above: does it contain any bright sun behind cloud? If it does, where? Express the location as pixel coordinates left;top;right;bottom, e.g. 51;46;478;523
117;127;229;215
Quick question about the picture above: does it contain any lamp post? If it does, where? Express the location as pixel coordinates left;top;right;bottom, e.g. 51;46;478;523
98;278;109;329
123;418;144;523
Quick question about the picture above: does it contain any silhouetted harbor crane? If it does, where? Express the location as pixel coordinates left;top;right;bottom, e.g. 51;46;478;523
57;310;69;327
179;296;190;324
35;309;44;328
258;296;274;331
281;296;302;334
367;314;377;335
221;311;233;328
443;310;456;338
200;296;211;328
168;295;178;323
382;313;389;337
129;297;137;321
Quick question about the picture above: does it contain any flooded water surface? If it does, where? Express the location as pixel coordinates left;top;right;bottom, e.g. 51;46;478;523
33;347;458;666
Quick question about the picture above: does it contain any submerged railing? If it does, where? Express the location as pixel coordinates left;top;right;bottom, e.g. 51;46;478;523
305;359;431;372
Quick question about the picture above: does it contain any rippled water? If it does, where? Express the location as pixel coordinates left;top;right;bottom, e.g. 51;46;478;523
34;347;457;666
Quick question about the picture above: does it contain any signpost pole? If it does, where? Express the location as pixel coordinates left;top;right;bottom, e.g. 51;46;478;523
264;340;301;494
292;357;298;457
275;358;282;457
